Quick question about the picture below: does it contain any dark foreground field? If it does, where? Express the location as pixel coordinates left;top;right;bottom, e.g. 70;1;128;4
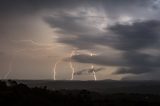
1;80;160;106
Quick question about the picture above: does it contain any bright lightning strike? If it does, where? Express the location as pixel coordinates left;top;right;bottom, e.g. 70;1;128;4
52;50;77;81
90;52;97;81
53;58;62;80
70;50;75;80
91;64;97;81
52;53;71;80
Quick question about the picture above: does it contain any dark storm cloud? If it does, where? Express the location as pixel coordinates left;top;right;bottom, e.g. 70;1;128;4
44;16;89;35
69;20;160;74
123;52;154;67
74;67;105;75
73;50;160;74
45;19;160;50
107;20;160;74
0;0;151;13
0;0;157;48
72;54;126;66
113;51;160;74
74;69;87;75
70;19;160;51
88;67;105;73
108;20;160;50
73;52;160;67
1;0;160;78
96;0;152;20
57;35;99;49
114;67;154;74
0;0;88;43
0;0;83;15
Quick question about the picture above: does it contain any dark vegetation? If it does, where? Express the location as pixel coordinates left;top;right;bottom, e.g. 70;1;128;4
1;80;160;106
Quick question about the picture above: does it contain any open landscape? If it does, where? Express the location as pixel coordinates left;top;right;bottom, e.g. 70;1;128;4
1;0;160;105
16;80;160;94
1;80;160;106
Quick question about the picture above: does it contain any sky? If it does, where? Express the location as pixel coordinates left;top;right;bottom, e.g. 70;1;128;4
0;0;160;80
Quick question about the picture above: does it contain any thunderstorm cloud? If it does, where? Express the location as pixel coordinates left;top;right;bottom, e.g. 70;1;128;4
1;0;160;80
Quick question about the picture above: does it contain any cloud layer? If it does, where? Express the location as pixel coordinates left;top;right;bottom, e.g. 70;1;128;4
43;1;160;75
1;0;160;80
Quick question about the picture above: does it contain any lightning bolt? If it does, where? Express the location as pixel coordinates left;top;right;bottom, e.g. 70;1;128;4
53;58;63;80
52;52;72;80
70;50;76;80
91;64;97;81
90;52;97;81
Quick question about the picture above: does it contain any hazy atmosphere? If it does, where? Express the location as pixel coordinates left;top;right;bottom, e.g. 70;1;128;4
1;0;160;80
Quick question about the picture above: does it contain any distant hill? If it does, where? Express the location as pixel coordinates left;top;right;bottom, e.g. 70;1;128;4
1;80;160;106
13;80;160;94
